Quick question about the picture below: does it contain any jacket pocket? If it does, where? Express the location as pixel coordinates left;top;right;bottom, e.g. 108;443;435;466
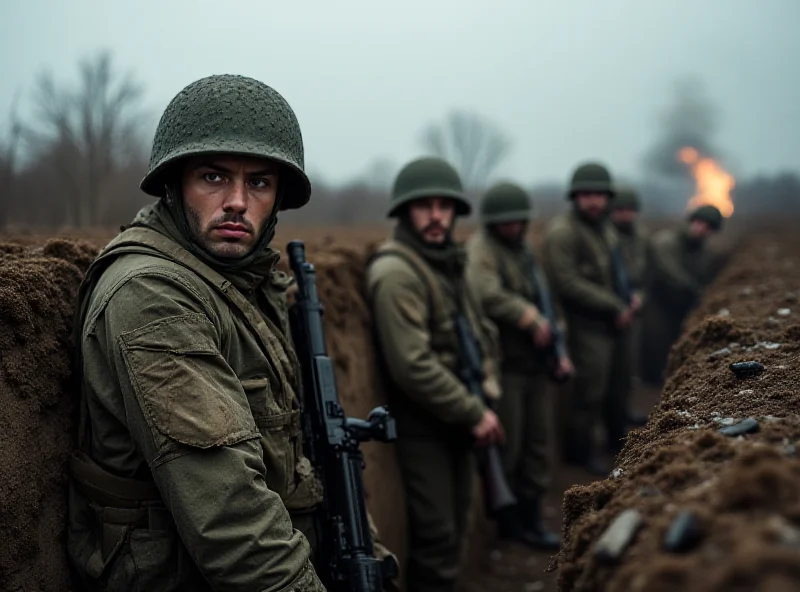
119;313;259;452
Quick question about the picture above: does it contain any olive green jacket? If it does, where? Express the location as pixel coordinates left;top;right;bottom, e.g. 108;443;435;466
645;226;713;314
465;229;549;375
542;210;628;327
365;230;500;438
67;201;324;592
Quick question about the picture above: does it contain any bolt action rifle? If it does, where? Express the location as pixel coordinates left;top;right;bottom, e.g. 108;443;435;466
452;310;517;518
287;240;399;592
525;252;572;384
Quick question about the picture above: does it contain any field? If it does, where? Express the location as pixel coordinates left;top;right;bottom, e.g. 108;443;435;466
0;219;796;591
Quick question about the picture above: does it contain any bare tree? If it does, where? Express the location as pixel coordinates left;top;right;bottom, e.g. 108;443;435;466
419;110;512;190
0;92;22;231
24;50;147;227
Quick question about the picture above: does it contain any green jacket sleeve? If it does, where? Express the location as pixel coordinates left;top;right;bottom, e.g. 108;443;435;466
369;263;486;428
465;245;538;330
543;226;628;317
649;238;700;299
100;270;323;592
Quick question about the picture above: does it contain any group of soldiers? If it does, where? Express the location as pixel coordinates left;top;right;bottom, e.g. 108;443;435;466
65;73;723;592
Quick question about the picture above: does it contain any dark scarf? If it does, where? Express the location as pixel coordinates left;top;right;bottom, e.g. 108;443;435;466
127;198;280;295
393;220;467;283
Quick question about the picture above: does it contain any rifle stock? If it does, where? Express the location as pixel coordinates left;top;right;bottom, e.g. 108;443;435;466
452;313;517;516
287;240;398;592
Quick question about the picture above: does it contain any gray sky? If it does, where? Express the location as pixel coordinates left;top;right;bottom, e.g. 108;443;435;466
1;0;798;188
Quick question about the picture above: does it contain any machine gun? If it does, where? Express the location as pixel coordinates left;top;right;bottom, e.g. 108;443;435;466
452;311;517;518
287;240;398;592
525;253;572;384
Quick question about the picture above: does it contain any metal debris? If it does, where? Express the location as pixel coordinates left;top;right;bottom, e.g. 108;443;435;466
719;417;759;437
729;361;765;378
594;509;643;563
663;510;703;552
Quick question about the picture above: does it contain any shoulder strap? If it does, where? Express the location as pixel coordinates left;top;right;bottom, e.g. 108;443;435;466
371;240;448;327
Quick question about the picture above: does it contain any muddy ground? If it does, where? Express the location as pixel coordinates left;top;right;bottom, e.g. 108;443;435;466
554;232;800;591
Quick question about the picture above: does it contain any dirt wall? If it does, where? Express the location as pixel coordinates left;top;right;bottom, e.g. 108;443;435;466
0;234;413;591
555;232;800;591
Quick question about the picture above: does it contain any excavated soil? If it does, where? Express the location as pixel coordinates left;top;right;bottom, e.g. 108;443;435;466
555;232;800;591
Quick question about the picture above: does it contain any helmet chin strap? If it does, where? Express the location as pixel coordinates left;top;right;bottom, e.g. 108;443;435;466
164;180;284;270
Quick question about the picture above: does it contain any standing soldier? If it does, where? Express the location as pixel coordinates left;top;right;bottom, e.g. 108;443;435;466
609;184;649;425
366;157;505;592
640;204;723;386
67;74;394;592
465;181;572;550
542;163;640;474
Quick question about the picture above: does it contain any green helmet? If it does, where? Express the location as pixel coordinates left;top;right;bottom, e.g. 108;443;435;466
611;184;641;211
480;182;532;224
567;162;615;199
688;204;723;231
140;74;310;211
388;157;471;217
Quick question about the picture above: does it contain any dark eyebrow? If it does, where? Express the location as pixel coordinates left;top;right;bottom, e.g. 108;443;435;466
196;161;278;176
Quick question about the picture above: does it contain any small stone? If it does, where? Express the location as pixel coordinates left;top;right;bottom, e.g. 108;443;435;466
525;582;545;592
762;342;782;350
663;510;703;552
714;417;736;426
739;389;754;396
612;468;624;479
719;417;760;437
594;509;643;563
708;347;732;360
777;308;792;317
677;410;692;418
730;361;765;378
717;308;731;317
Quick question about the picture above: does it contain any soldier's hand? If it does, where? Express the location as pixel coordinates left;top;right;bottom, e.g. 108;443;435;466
630;293;643;313
472;409;505;446
556;356;575;380
532;319;552;349
615;308;634;329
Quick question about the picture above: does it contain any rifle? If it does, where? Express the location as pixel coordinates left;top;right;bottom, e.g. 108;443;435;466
610;246;633;306
287;240;399;592
525;252;571;384
452;311;517;518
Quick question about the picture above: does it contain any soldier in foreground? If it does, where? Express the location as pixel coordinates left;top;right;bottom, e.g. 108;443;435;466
465;182;572;550
366;157;505;592
640;204;724;386
609;184;649;425
542;163;639;474
67;74;393;592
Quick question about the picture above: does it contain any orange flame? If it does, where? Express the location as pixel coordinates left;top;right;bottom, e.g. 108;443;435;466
677;147;735;217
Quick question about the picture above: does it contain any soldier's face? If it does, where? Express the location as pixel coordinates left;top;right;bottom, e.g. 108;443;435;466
493;221;527;243
408;197;456;244
574;193;609;221
688;219;713;240
181;155;280;259
610;208;638;228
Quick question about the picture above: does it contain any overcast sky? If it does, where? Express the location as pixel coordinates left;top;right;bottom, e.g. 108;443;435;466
1;0;798;188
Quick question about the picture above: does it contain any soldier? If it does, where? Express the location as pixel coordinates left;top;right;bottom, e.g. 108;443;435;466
609;184;649;425
640;204;723;386
542;163;640;474
66;74;394;592
465;181;572;550
366;157;505;592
